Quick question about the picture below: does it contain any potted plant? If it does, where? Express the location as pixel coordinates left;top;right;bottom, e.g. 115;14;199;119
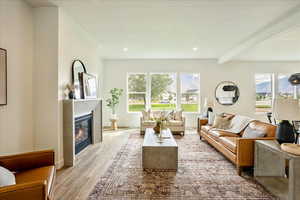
106;88;123;120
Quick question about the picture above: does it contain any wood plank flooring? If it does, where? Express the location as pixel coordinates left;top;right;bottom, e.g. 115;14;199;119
54;129;136;200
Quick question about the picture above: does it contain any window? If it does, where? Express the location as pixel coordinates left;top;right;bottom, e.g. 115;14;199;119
127;73;147;112
255;74;272;113
278;74;296;99
150;73;176;110
180;73;200;112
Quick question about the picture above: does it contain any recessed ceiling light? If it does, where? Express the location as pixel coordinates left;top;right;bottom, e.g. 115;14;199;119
193;47;198;51
123;48;128;52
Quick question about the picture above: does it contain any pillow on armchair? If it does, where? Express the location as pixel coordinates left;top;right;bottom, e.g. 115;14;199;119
142;110;149;120
174;109;183;121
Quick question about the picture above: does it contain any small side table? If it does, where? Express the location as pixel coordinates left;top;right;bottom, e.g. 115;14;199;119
197;117;208;139
254;140;300;200
110;119;118;130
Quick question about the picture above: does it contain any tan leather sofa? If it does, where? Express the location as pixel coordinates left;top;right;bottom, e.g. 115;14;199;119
199;116;276;175
0;150;55;200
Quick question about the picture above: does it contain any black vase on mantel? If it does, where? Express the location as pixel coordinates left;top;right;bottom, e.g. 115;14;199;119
276;120;295;144
68;91;75;99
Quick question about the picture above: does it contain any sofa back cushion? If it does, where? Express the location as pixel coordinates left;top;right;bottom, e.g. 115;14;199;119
242;126;266;138
243;121;276;138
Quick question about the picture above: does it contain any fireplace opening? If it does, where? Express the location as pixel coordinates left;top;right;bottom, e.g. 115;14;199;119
75;113;93;154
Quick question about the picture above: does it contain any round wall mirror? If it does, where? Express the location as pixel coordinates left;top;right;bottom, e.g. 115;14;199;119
215;81;240;106
72;60;87;99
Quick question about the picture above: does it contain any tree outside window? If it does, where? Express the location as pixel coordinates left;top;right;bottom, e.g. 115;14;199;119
180;73;200;112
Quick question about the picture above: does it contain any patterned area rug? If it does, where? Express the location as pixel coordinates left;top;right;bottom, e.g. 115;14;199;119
89;131;275;200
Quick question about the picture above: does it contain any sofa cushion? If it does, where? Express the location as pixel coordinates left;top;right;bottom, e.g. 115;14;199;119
219;137;237;153
201;125;213;133
167;120;183;126
142;120;156;126
15;166;55;195
208;129;239;138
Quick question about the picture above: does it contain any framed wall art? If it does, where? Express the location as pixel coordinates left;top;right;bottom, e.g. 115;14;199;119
80;73;98;99
0;48;7;106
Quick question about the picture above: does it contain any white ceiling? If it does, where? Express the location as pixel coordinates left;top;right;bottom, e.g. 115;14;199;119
27;0;300;61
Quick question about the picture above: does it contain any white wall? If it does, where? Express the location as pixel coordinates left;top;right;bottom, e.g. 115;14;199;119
103;59;300;128
0;0;34;154
33;7;61;164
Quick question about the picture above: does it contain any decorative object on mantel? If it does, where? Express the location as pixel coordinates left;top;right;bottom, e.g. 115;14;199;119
281;143;300;155
273;98;300;144
65;84;75;99
72;60;87;99
0;48;7;106
80;72;98;99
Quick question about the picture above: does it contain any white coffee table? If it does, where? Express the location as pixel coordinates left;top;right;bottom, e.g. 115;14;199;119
142;128;178;170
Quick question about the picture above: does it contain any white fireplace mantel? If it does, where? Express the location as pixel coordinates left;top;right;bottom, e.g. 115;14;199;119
63;99;102;166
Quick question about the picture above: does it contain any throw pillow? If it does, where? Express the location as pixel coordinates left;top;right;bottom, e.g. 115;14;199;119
142;110;149;120
242;126;266;138
0;166;16;187
167;110;175;121
174;109;183;121
212;114;231;129
208;111;215;125
148;110;154;120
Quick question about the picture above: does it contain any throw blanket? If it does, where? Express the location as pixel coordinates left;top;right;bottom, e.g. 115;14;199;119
226;115;254;134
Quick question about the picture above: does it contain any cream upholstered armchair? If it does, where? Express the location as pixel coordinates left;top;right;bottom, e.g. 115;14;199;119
140;110;185;135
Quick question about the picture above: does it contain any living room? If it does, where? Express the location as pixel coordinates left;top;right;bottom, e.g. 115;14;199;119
1;0;300;200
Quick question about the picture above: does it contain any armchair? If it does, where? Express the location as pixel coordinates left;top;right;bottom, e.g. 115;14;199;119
0;150;55;200
140;116;186;135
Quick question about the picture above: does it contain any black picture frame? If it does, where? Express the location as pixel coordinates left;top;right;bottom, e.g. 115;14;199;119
0;48;7;106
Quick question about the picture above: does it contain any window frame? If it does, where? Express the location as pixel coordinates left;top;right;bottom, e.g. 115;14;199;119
254;73;274;114
127;72;148;113
254;72;298;115
149;72;177;111
277;73;297;99
179;72;201;113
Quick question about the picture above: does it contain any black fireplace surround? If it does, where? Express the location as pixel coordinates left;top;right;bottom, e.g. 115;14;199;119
75;113;93;154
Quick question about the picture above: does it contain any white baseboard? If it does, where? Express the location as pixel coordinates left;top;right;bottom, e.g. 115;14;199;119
56;159;64;169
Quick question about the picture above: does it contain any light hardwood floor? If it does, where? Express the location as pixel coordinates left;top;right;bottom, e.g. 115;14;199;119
54;129;136;200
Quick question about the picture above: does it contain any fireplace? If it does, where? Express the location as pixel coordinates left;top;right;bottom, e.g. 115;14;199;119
75;113;93;154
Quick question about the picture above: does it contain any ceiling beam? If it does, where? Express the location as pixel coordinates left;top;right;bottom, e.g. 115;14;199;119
218;4;300;64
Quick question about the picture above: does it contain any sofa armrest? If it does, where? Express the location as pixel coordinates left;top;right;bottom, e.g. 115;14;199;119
236;137;274;167
0;150;55;172
0;181;47;200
